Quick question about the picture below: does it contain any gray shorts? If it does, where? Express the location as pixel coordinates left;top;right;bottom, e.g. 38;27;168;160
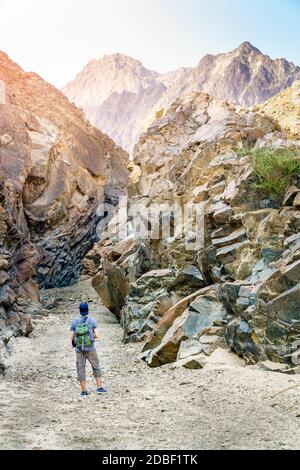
76;350;102;382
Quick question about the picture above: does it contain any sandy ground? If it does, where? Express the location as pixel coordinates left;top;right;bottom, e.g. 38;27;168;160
0;277;300;450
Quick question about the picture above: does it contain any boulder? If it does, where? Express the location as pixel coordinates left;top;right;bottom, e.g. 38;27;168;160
143;286;219;351
145;290;228;367
212;206;233;225
266;283;300;325
172;265;205;288
175;354;206;369
0;285;16;309
145;313;188;367
91;241;150;316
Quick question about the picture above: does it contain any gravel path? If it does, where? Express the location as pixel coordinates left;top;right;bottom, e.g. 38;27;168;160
0;278;300;450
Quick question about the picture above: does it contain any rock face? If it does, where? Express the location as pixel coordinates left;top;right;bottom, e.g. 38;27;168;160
257;80;300;137
89;87;300;369
63;42;300;153
0;51;128;354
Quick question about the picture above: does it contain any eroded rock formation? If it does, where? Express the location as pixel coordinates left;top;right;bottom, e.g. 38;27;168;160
0;51;128;356
88;88;300;370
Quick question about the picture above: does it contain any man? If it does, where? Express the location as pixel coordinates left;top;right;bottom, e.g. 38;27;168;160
70;302;107;397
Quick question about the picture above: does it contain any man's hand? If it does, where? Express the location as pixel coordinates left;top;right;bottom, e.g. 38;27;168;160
70;331;76;348
94;328;100;341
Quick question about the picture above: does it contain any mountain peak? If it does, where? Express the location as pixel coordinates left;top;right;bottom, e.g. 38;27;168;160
80;53;158;80
99;53;143;67
236;41;262;54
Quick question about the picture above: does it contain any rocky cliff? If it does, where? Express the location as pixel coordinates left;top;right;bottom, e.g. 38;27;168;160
63;43;300;153
0;51;128;354
87;87;300;371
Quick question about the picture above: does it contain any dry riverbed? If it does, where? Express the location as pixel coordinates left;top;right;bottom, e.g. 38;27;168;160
0;278;300;450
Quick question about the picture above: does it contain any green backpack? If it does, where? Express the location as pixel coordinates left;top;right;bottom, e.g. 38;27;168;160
75;319;93;351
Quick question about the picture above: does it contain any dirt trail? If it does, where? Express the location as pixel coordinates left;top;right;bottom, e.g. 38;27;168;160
0;277;300;450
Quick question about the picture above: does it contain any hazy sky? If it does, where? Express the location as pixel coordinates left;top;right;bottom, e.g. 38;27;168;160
0;0;299;88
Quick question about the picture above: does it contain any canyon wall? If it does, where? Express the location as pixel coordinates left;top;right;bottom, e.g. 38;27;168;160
0;51;128;355
88;83;300;370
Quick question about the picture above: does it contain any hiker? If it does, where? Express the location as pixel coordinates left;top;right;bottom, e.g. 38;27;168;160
70;302;107;397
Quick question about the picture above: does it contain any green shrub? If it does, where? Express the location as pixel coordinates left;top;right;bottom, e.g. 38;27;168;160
235;144;253;158
249;148;300;198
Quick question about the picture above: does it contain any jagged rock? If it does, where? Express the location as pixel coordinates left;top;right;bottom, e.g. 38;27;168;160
143;286;218;352
0;284;16;309
91;239;151;317
261;247;284;263
223;180;238;203
145;289;228;367
293;192;300;208
172;265;205;288
119;266;207;343
212;206;233;225
282;259;300;283
216;241;250;265
266;283;300;324
175;354;206;369
226;317;260;363
177;339;203;360
212;228;246;247
185;294;228;334
144;313;188;367
283;186;300;206
192;184;209;202
211;224;234;239
121;269;178;342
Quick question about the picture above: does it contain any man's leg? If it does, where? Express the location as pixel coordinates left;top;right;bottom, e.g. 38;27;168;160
87;350;102;387
95;377;102;388
76;352;87;391
80;380;87;392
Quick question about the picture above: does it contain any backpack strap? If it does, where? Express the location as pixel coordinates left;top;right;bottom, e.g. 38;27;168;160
83;317;95;340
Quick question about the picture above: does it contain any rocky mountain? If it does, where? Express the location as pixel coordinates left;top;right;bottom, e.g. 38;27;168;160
63;42;300;153
0;51;128;349
63;54;165;155
86;85;300;370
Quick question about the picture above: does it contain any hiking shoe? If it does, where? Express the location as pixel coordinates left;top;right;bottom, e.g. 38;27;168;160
96;387;107;394
80;391;89;397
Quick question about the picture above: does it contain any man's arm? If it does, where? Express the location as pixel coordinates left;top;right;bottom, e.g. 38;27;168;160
70;321;76;346
94;328;100;341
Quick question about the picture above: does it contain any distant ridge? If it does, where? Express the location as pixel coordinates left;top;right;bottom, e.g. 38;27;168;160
63;42;300;152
